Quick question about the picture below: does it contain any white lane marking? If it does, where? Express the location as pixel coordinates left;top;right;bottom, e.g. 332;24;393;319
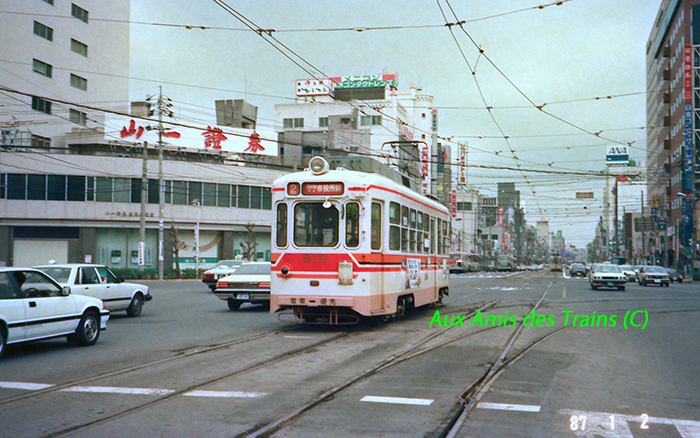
284;336;315;339
183;390;267;398
0;381;54;391
360;395;433;406
558;409;700;438
61;386;174;395
477;402;541;412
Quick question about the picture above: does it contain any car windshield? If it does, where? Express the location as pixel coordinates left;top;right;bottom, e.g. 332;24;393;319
645;266;666;273
596;265;621;273
571;264;584;269
620;265;632;270
35;267;71;283
228;264;270;276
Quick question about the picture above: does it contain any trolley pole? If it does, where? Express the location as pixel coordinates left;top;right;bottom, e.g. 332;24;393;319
138;141;148;274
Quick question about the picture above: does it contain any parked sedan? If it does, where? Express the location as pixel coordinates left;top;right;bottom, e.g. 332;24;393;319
637;266;671;287
0;268;109;358
588;264;626;290
202;259;244;291
214;262;271;310
665;268;684;283
35;264;152;316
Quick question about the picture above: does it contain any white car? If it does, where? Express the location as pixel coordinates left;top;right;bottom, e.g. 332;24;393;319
0;268;109;358
214;262;271;310
35;264;152;317
202;259;244;291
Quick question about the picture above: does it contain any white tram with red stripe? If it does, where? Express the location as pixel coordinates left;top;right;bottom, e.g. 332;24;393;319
270;156;450;324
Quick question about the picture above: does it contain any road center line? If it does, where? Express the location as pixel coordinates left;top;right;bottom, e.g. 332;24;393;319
0;381;54;391
60;386;174;395
477;402;541;412
284;336;315;339
183;390;267;398
360;395;434;406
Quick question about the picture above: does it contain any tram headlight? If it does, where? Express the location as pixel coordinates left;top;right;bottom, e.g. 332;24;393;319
309;156;330;175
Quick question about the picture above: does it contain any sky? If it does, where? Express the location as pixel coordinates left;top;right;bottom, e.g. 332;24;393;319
128;0;662;247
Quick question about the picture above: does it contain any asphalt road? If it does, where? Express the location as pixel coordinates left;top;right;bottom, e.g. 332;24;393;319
0;270;698;438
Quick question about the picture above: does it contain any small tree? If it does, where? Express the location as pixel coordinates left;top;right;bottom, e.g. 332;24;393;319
239;223;258;261
166;223;187;278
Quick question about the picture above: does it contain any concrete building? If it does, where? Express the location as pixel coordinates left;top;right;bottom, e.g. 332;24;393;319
274;74;452;205
0;2;283;270
646;0;700;269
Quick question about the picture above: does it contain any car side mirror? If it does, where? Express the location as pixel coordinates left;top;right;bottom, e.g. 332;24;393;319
116;277;124;283
61;286;71;296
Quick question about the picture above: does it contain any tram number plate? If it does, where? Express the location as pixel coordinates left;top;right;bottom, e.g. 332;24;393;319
236;294;249;300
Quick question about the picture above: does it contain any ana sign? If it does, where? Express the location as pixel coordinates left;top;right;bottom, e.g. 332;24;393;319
606;145;628;165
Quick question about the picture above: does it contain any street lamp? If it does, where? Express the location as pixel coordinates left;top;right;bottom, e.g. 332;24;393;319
192;198;201;278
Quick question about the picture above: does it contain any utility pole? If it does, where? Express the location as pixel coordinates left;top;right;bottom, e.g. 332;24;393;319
641;191;645;265
614;178;619;258
157;86;165;280
138;141;148;273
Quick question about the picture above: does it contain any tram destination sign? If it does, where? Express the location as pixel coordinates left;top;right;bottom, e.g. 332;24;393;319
302;182;344;196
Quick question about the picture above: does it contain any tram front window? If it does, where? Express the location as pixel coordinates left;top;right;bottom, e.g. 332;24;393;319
294;202;339;247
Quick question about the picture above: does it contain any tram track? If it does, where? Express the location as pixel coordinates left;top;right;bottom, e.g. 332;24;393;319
0;325;305;407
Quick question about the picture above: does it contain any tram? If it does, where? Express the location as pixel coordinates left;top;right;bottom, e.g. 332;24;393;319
496;255;516;271
449;251;481;273
270;157;450;324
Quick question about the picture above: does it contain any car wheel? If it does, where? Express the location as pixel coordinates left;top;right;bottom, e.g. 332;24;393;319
227;298;241;311
126;294;143;317
591;285;598;290
209;286;216;292
679;279;683;283
618;286;625;291
0;328;6;359
76;311;100;346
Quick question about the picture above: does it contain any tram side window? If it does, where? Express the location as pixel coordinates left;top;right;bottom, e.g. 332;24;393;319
424;214;431;253
389;201;401;251
437;219;443;255
441;220;449;255
417;212;424;253
346;202;360;247
409;208;417;252
294;202;339;247
371;202;382;250
401;227;408;253
276;203;287;248
430;219;436;254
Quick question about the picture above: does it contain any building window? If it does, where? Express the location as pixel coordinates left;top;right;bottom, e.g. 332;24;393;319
47;175;66;201
70;74;87;91
33;21;53;41
32;59;52;77
31;134;51;148
283;118;304;128
360;115;382;126
457;202;472;211
71;4;88;23
7;174;26;200
41;0;54;4
217;183;230;207
31;96;52;114
67;176;86;201
319;117;329;127
95;177;112;202
27;174;46;200
70;39;88;57
202;183;216;206
69;109;87;125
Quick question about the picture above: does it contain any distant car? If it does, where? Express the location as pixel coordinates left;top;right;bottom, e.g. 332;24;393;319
35;264;152;316
485;263;496;272
637;266;670;287
214;262;271;310
0;268;109;358
618;265;637;282
202;259;244;291
665;268;684;283
569;263;587;277
588;264;626;290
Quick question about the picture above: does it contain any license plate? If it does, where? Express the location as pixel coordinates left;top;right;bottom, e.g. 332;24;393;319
607;282;614;286
236;294;249;300
654;279;661;283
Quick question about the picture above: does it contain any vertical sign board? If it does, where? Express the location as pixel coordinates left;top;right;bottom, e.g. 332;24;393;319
459;144;467;184
421;145;430;195
451;189;457;218
498;207;503;228
683;45;694;248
